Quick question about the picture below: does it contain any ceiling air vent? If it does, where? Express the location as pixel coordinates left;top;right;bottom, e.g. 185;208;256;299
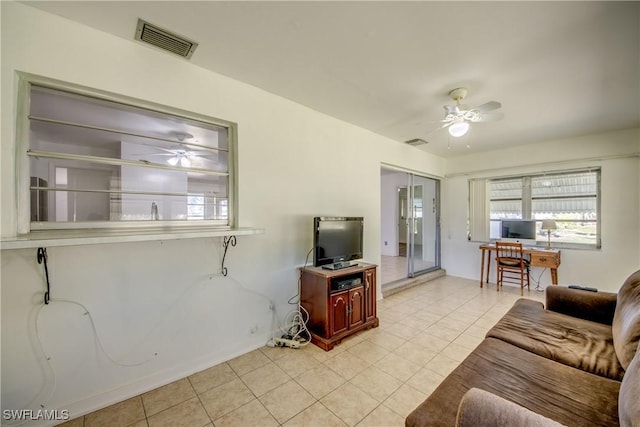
404;138;428;146
135;19;198;59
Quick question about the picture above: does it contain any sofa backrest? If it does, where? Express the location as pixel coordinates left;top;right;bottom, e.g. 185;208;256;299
612;269;640;370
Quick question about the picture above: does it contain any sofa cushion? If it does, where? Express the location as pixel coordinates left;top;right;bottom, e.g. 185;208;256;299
405;337;620;427
487;298;624;380
612;269;640;370
619;347;640;427
455;388;566;427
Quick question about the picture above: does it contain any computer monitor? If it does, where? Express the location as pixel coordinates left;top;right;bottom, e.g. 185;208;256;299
500;220;537;246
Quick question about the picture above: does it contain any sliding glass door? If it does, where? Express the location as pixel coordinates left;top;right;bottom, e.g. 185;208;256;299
406;174;440;277
380;167;440;285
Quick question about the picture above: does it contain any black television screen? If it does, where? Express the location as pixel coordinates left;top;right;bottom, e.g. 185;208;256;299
313;217;363;269
500;220;537;240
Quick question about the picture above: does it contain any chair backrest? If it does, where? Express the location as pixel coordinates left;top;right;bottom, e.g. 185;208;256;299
496;241;524;265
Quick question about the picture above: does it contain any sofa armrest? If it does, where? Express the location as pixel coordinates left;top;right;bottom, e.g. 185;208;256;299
455;388;565;427
545;286;617;325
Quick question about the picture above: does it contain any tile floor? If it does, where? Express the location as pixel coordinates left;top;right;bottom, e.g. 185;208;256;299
57;276;544;427
380;256;406;284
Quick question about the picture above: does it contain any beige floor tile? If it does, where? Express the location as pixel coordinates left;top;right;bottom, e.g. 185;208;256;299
451;331;485;350
440;341;474;362
421;304;455;316
385;324;422;340
397;316;432;331
294;364;346;399
434;317;472;332
227;349;270;376
273;348;321;377
409;332;453;352
130;420;148;427
355;404;405;427
324;350;370;381
146;397;209;427
377;311;404;325
473;316;502;329
240;362;290;396
188;362;238;394
346;340;390;364
213;399;278;427
304;341;347;363
362;329;407;351
424;353;460;377
142;378;195;417
84;396;146;427
199;378;254;420
320;383;379;427
406;366;445;396
374;352;422;382
382;384;427;418
392;341;438;366
283;402;347;427
259;380;316;424
259;344;291;361
460;323;490;339
334;332;366;350
349;366;402;402
423;324;462;342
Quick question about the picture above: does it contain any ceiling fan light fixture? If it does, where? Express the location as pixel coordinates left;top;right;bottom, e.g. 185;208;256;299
448;121;469;137
180;156;191;167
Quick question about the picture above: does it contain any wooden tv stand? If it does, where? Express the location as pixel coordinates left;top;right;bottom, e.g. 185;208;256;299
300;263;379;351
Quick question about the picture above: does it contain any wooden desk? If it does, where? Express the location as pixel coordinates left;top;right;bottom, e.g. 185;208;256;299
479;244;561;287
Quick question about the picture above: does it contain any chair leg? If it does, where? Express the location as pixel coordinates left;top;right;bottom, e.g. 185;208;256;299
520;269;524;296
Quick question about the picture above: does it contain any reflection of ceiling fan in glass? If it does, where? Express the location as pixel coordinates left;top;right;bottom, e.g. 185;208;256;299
166;150;193;167
152;146;218;167
439;87;503;137
129;132;218;168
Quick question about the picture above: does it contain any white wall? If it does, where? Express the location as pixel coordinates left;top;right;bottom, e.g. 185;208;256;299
380;172;407;256
0;3;445;424
442;128;640;292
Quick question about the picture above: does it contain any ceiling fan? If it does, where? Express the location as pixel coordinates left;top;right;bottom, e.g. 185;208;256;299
129;132;219;167
147;146;219;168
439;87;503;137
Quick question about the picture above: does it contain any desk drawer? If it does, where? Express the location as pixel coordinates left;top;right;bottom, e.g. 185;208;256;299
530;252;560;268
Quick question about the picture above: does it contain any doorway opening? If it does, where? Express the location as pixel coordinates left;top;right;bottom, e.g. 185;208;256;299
380;167;441;287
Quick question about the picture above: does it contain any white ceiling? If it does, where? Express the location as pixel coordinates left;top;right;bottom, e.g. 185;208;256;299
24;1;640;157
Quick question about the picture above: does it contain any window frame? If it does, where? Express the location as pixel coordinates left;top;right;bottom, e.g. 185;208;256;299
15;72;238;236
470;168;601;250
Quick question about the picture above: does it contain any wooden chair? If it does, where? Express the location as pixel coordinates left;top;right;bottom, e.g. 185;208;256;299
495;241;530;295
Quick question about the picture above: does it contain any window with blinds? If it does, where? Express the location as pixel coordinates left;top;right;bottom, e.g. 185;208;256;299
469;169;600;248
19;79;235;233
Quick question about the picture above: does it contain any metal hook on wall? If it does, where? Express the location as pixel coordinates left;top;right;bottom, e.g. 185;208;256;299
37;247;50;304
221;236;237;277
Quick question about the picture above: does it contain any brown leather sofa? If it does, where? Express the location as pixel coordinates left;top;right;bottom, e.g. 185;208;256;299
406;269;640;427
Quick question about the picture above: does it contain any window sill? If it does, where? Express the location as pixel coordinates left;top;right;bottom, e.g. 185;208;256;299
0;227;264;250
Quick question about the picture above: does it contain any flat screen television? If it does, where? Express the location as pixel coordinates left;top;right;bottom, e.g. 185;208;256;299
313;217;364;270
500;219;537;245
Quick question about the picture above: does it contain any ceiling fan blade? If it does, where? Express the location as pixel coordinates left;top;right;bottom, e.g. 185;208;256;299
471;112;504;122
443;105;460;115
471;101;502;113
423;121;453;137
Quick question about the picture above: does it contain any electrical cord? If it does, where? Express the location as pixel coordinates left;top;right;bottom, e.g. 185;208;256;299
6;297;159;427
267;248;313;348
533;267;547;292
